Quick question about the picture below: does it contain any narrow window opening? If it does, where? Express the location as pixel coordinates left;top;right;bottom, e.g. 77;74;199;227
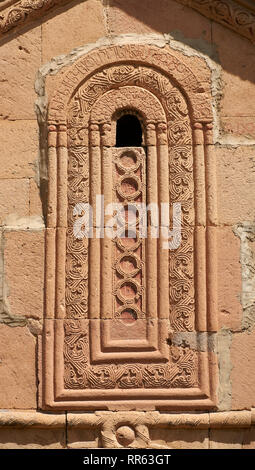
116;114;143;147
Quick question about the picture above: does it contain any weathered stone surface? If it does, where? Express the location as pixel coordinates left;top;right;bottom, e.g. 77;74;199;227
231;331;255;410
213;22;255;119
0;179;29;225
0;429;65;449
217;227;242;330
233;222;255;332
4;231;45;319
209;410;251;428
209;429;245;449
0;324;36;408
29;179;43;217
0;27;41;120
0;410;65;428
220;117;255;142
108;0;211;41
150;428;209;449
42;0;106;62
243;427;255;448
216;146;255;225
0;121;38;179
67;428;100;448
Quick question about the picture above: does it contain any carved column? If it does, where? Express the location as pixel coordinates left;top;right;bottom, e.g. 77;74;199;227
145;122;158;319
46;124;57;320
193;122;207;331
89;122;101;319
156;121;169;323
56;123;68;319
204;123;218;332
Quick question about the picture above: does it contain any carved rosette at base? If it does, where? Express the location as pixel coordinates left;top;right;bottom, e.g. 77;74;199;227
1;409;254;448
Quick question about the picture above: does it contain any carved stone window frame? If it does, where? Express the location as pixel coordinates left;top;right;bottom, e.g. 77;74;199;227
42;43;218;410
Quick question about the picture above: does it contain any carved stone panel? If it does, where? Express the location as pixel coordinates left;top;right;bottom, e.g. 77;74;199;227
43;44;218;410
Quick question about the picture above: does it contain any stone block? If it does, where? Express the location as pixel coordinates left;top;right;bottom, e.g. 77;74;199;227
217;227;242;330
108;0;211;42
0;179;29;225
209;429;245;449
243;427;255;448
220;117;255;142
0;428;65;449
0;324;36;408
4;230;45;319
42;0;106;62
0;121;38;179
149;428;209;448
29;179;43;217
212;23;255;118
0;27;41;120
216;146;255;225
67;428;100;448
231;330;255;410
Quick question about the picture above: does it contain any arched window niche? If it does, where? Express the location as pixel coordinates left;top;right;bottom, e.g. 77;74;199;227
44;43;217;411
115;112;144;148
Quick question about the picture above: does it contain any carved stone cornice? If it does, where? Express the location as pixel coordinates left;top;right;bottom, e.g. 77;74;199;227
0;409;254;447
0;0;255;43
0;409;254;428
0;0;72;36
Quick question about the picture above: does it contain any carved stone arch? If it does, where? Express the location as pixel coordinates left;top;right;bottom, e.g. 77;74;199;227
90;86;167;147
66;62;193;152
48;44;212;124
90;86;166;124
43;42;218;411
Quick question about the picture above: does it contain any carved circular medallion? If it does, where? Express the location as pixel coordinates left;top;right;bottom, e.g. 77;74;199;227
120;308;138;324
116;229;141;252
115;279;142;304
116;426;136;447
115;253;141;277
116;203;146;228
116;149;142;173
116;175;141;201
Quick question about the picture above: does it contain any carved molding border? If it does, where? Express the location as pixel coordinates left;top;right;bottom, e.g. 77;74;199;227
0;0;255;43
0;410;254;448
1;409;254;428
68;409;255;448
0;0;71;35
43;43;218;411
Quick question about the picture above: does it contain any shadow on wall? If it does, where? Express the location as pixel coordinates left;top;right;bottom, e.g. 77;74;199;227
0;0;254;81
0;0;254;222
107;0;255;83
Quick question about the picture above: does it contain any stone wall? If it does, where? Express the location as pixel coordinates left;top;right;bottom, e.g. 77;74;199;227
0;0;255;448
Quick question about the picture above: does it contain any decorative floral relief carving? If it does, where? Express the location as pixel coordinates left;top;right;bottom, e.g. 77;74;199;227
0;0;67;34
66;147;89;319
66;64;194;332
44;43;217;408
67;65;191;144
63;60;197;390
64;321;198;389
